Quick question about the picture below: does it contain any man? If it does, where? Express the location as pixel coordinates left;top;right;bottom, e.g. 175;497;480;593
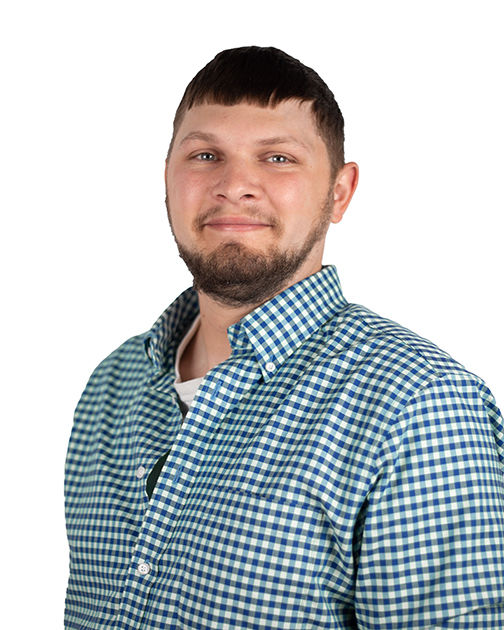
65;47;504;628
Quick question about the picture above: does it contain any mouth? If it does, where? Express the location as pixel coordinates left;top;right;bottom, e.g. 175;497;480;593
203;216;273;232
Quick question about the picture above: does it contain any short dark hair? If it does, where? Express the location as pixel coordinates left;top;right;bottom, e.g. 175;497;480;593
169;46;345;178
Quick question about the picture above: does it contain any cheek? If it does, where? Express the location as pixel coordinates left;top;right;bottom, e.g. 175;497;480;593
268;176;317;221
268;176;329;241
167;170;209;235
268;174;307;207
168;170;206;207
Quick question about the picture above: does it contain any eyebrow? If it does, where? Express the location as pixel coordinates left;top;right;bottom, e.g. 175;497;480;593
179;132;219;146
178;132;311;151
255;136;311;151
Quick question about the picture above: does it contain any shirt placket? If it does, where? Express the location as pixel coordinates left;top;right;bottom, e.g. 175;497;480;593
114;357;262;629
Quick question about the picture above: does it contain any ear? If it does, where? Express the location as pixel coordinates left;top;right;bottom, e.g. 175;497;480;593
330;162;359;224
164;158;169;192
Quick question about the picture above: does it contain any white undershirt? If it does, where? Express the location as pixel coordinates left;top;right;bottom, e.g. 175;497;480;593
173;315;204;408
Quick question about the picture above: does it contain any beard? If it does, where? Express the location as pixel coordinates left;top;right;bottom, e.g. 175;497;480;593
167;191;334;308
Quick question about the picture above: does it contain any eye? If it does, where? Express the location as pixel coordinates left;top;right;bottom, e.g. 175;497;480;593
194;152;217;161
266;154;290;164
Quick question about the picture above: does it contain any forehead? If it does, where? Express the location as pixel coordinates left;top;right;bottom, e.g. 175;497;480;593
173;100;323;149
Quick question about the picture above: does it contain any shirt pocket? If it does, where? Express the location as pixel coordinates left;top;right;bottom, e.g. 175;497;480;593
171;487;328;627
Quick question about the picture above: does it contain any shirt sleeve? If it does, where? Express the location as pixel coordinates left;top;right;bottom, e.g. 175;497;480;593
354;373;504;629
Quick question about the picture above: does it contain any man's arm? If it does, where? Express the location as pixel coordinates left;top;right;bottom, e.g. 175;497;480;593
355;373;504;628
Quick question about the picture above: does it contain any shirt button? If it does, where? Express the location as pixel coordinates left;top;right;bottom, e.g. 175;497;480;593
137;562;151;575
265;361;276;372
136;465;147;479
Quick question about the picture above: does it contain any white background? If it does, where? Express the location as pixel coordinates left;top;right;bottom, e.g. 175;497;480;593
1;0;502;625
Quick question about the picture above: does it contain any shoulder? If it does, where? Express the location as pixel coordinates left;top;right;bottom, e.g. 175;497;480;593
86;333;149;386
74;332;151;418
319;302;501;430
324;301;479;383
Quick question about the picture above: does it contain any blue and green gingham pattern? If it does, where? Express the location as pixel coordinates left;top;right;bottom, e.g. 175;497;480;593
65;265;504;628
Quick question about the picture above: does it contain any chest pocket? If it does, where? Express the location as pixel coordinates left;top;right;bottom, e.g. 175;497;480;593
158;486;332;628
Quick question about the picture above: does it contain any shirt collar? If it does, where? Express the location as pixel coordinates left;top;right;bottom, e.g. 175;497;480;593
144;265;347;379
144;287;199;373
228;265;347;381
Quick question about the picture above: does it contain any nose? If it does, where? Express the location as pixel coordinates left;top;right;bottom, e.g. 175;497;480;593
212;159;261;204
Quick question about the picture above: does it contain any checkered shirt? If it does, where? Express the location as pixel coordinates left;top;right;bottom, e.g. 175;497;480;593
65;265;504;629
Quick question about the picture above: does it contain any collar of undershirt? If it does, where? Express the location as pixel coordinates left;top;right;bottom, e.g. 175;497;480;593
174;314;201;384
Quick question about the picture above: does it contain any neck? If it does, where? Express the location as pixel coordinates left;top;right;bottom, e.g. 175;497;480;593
177;293;251;381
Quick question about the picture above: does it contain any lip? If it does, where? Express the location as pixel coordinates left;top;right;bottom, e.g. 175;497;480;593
203;216;272;232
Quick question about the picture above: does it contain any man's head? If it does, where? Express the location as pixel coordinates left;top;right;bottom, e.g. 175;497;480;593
165;47;358;307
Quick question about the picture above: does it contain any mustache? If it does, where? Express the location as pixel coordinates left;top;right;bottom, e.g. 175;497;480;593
194;206;279;230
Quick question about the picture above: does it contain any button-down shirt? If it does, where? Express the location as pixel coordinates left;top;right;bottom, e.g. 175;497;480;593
65;266;504;629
